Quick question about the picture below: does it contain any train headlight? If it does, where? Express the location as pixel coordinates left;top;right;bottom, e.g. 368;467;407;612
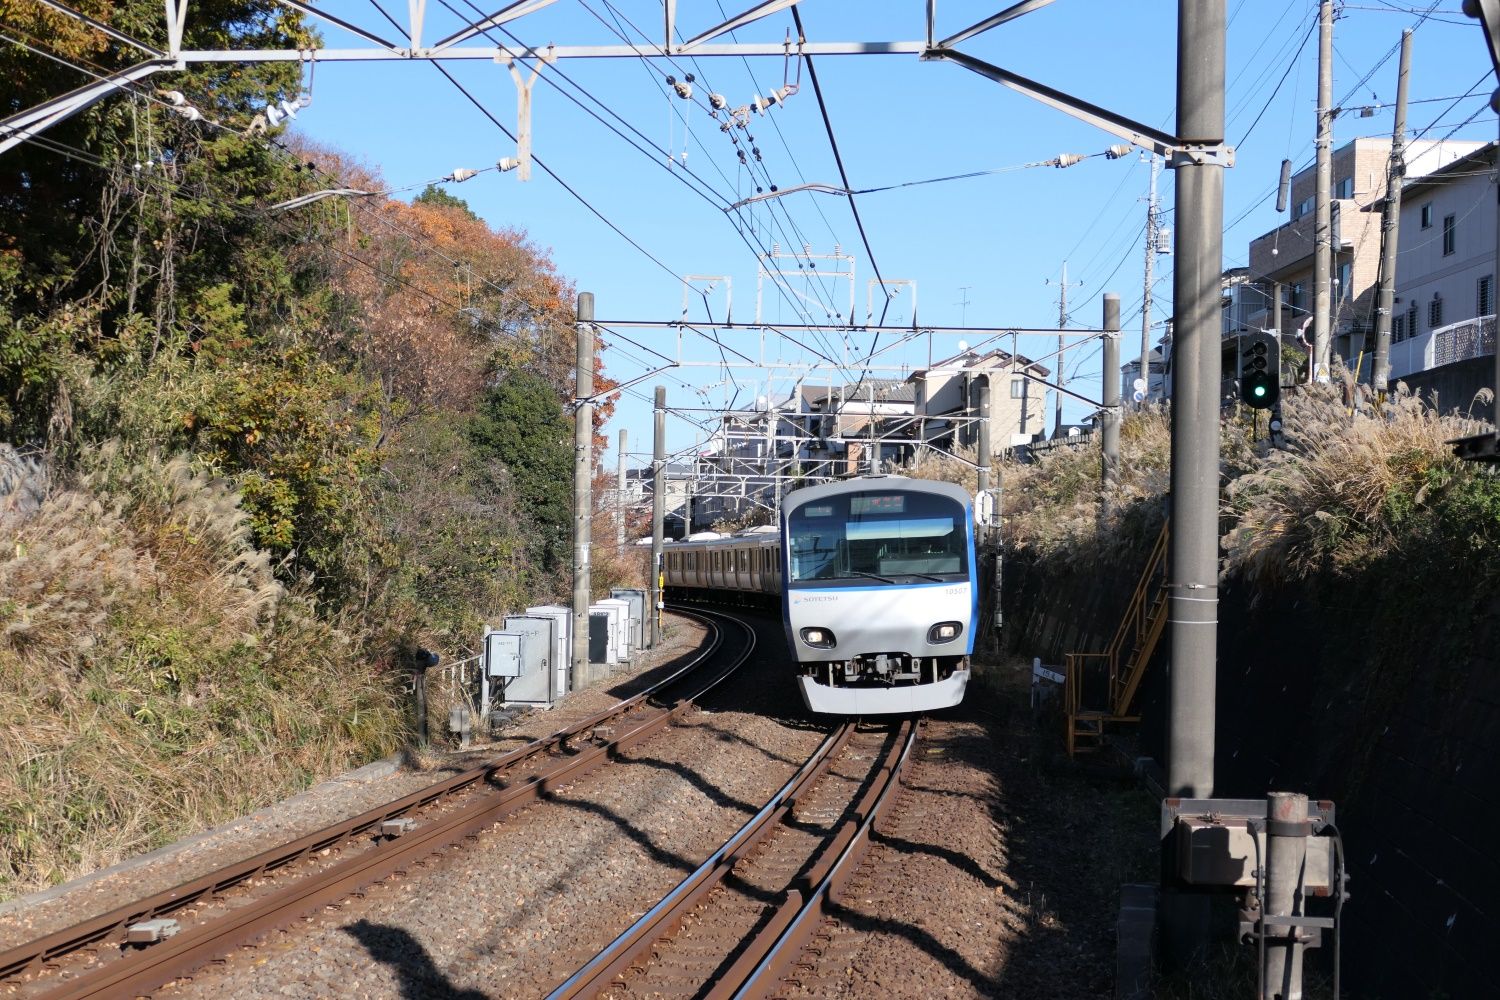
927;621;963;644
800;627;836;649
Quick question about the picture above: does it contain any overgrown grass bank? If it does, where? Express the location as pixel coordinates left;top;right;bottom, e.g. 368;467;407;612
0;448;402;897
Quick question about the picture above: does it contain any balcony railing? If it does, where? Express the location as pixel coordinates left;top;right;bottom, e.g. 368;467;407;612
1433;315;1496;367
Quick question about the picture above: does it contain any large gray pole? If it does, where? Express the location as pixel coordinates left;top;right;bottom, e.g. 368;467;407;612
1313;0;1335;381
650;387;666;648
1373;30;1412;398
616;428;628;550
976;375;991;494
571;292;595;691
1168;0;1225;800
1102;294;1121;490
1141;155;1160;402
1263;792;1311;999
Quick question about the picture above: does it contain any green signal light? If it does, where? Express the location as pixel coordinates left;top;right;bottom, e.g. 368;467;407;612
1253;384;1266;397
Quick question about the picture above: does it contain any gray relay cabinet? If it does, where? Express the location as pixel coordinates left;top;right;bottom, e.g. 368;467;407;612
609;588;646;651
525;605;572;699
504;615;558;704
480;625;550;718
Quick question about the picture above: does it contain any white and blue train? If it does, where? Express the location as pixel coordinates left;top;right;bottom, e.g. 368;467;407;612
662;476;975;715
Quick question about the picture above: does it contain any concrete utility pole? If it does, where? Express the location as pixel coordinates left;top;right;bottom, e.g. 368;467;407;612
1160;0;1227;967
1141;154;1161;402
976;375;992;494
1102;294;1121;490
1050;261;1082;435
1313;0;1335;381
616;428;628;551
1168;0;1225;803
649;387;666;648
571;293;595;691
1373;30;1413;398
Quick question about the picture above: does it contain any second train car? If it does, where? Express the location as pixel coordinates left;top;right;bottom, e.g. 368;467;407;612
662;475;976;714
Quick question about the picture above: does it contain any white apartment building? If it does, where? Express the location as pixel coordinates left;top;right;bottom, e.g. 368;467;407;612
1387;143;1497;382
1246;137;1484;367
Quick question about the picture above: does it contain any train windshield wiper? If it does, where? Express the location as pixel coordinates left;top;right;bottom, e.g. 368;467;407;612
847;570;897;584
902;572;944;583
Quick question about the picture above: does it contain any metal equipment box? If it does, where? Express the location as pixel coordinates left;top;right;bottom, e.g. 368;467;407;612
609;588;647;650
503;615;558;706
587;611;614;664
595;598;633;662
484;630;522;678
480;628;551;713
525;604;572;698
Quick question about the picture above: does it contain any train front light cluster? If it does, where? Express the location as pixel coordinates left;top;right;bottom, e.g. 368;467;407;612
928;621;964;644
800;627;836;649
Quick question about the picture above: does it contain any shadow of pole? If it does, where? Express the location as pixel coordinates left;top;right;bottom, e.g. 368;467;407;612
344;919;492;1000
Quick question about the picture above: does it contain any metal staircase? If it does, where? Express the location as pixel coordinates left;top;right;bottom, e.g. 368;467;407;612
1064;519;1170;757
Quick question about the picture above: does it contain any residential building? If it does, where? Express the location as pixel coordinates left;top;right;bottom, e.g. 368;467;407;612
1246;138;1484;366
1120;345;1166;403
795;376;918;477
627;462;694;538
907;347;1050;455
1387;143;1497;390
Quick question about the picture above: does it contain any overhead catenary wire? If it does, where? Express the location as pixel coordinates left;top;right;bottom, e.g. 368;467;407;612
0;31;768;436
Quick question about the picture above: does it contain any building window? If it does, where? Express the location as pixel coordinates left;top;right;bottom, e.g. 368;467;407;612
1334;176;1353;199
1393;314;1406;342
1010;376;1026;399
1336;261;1352;300
1289;282;1307;312
1420;203;1433;229
1408;301;1419;335
1429;294;1443;329
1480;275;1494;317
1442;214;1456;256
1292;196;1315;220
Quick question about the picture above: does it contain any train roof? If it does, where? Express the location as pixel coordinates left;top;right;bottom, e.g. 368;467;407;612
781;475;973;511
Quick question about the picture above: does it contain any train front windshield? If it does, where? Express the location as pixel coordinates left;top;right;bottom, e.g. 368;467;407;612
787;491;968;585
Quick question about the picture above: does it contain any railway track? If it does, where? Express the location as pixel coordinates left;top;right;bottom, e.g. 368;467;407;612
549;715;920;1000
0;607;755;1000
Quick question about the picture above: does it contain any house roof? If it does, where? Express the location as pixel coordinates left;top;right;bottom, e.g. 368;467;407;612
801;377;915;406
1401;142;1496;197
909;346;1051;379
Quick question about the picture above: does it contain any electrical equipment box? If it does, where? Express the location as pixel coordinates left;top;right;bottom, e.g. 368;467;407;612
609;588;646;650
588;611;614;664
976;489;1001;528
525;604;572;698
595;598;632;662
501;615;556;707
484;630;522;678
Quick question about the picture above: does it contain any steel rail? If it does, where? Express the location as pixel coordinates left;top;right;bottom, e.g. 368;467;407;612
548;717;917;1000
732;717;920;1000
2;608;751;997
545;721;857;999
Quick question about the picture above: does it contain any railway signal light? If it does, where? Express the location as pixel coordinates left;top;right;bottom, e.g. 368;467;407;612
1239;332;1280;410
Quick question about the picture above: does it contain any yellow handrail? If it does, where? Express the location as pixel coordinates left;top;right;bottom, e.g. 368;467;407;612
1063;519;1170;755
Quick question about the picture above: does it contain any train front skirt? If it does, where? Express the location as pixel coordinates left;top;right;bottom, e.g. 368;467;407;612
797;668;969;715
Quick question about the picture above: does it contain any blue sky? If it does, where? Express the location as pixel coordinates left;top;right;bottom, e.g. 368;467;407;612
293;1;1495;467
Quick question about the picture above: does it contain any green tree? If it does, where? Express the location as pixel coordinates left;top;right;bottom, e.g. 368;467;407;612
469;371;573;571
412;184;480;222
